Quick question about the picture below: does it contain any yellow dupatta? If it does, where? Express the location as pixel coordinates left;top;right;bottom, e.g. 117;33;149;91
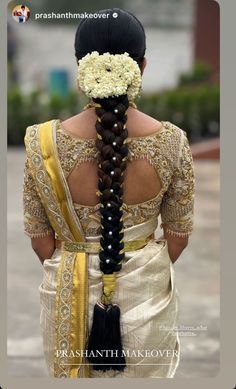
24;120;91;378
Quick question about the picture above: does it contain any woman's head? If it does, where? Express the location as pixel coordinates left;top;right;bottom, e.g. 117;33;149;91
74;8;146;71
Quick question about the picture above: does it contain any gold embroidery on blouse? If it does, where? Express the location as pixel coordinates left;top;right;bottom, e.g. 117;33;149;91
73;190;164;237
23;119;195;239
23;157;55;238
56;120;99;178
160;131;195;237
54;119;195;237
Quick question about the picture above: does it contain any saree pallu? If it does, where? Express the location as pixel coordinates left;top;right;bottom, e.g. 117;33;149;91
39;235;180;378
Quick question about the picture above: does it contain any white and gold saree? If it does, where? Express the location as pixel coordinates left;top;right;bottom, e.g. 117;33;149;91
23;119;195;378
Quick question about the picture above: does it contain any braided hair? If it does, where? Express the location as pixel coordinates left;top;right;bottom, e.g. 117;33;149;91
94;94;129;275
74;8;146;371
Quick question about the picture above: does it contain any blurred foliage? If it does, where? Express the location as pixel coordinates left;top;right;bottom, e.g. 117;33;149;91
7;88;87;145
178;61;214;86
138;84;219;142
137;61;220;142
8;62;219;146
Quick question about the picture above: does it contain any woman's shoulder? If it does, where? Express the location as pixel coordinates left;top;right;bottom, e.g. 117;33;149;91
24;119;57;138
136;114;189;167
23;119;60;154
162;120;188;139
131;109;187;139
127;108;162;136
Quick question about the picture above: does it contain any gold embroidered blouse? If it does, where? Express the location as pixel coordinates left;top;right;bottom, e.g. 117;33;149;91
23;119;195;239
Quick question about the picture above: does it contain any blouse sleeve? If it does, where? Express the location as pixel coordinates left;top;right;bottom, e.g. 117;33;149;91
160;130;195;238
23;156;54;238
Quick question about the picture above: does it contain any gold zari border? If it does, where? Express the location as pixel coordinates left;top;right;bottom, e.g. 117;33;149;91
25;121;90;378
56;237;152;254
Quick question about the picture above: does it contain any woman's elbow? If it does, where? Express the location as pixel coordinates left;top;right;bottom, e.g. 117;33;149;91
166;235;189;263
30;234;55;261
180;236;189;249
31;239;40;251
31;239;44;259
175;236;189;252
166;233;189;248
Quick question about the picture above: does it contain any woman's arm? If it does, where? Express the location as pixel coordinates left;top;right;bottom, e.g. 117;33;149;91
159;130;195;263
158;226;188;264
31;234;56;265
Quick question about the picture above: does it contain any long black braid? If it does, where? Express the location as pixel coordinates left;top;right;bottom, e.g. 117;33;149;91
93;94;129;275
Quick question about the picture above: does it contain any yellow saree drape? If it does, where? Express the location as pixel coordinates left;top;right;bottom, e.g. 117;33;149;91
25;120;91;377
24;120;180;378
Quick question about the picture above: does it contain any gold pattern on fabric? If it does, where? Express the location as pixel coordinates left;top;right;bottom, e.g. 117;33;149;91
54;251;82;378
160;130;195;237
38;121;89;378
53;250;89;378
23;157;55;238
24;123;73;241
24;121;90;378
57;237;152;253
39;120;85;241
56;120;99;178
71;251;91;377
54;119;195;238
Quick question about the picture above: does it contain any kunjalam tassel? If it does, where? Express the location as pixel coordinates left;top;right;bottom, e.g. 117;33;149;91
86;272;126;371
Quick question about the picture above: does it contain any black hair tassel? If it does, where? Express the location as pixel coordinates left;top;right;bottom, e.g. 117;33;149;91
86;301;126;372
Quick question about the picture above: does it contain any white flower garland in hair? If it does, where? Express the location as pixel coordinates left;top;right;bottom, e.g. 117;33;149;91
77;51;142;102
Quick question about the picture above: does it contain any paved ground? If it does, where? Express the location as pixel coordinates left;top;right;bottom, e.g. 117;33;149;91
7;148;220;377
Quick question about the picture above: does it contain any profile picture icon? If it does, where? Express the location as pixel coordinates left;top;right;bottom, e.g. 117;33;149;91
12;4;30;23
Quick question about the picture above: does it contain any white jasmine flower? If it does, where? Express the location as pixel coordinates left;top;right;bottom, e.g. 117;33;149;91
77;51;142;102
